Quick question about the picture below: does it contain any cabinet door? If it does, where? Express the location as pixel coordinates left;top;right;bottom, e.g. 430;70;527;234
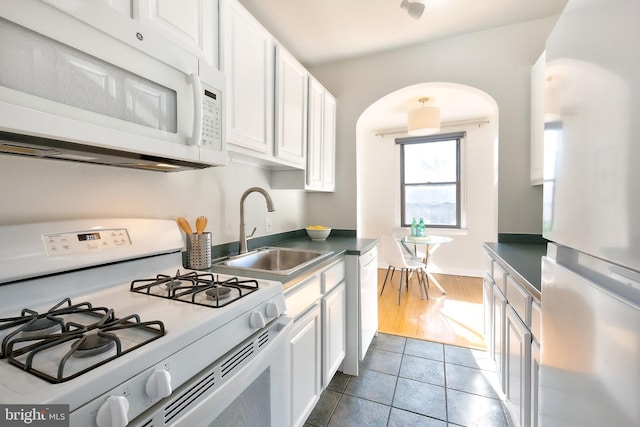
306;77;325;189
222;0;274;154
530;339;541;427
321;90;336;191
104;0;135;18
505;305;532;427
322;282;346;387
275;45;307;167
289;303;322;427
135;0;218;67
492;285;506;391
530;51;545;185
483;274;494;341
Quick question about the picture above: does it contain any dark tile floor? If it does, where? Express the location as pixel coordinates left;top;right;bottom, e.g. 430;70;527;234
304;333;512;427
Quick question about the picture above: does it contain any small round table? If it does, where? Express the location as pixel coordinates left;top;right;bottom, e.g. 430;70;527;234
402;235;453;294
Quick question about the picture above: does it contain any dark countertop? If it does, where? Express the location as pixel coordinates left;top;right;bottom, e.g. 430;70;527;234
208;230;378;288
483;242;548;301
267;235;378;256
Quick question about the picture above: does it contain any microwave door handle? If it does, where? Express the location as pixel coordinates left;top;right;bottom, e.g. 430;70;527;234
188;73;203;146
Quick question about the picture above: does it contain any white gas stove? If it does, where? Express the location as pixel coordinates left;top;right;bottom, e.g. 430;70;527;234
0;219;291;427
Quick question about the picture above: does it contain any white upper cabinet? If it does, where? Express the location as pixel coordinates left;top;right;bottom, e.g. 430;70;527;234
321;88;336;191
103;0;135;18
45;1;219;68
275;44;308;168
221;0;275;157
221;0;335;174
272;76;336;191
530;51;545;186
134;0;219;68
306;78;325;189
306;76;336;191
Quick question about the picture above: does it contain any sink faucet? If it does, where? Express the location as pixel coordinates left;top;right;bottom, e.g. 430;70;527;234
239;187;275;254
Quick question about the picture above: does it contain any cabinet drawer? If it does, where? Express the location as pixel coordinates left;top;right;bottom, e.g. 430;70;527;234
322;258;345;293
493;263;507;293
506;275;532;326
285;275;322;319
531;299;541;342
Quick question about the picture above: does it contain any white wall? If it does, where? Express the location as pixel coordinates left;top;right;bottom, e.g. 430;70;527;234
307;17;557;237
0;155;306;246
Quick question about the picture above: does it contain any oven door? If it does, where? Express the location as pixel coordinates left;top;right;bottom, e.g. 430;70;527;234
0;1;224;167
133;315;293;427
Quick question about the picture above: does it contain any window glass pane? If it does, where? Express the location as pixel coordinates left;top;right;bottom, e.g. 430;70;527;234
404;140;456;184
405;184;457;226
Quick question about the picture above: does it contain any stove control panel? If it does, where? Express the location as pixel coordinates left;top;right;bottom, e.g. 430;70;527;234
43;228;131;256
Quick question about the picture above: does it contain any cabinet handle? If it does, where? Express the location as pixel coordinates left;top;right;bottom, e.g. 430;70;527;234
188;73;203;146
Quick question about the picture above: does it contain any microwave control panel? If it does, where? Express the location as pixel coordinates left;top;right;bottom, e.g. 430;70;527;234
201;88;222;151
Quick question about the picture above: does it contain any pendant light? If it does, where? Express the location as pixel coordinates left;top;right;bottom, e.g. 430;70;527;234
400;0;426;20
407;97;441;136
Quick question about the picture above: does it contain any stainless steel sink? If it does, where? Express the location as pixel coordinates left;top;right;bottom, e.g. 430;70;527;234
215;247;331;275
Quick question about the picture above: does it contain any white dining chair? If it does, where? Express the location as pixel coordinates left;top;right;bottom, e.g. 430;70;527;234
379;235;429;304
392;228;426;262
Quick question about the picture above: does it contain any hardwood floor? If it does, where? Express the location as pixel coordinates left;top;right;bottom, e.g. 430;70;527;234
377;268;486;350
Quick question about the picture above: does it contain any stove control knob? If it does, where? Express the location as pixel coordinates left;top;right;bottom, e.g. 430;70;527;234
146;369;172;399
249;311;266;329
265;301;281;318
96;395;129;427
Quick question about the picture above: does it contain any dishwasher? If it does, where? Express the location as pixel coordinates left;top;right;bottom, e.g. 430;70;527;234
343;245;378;376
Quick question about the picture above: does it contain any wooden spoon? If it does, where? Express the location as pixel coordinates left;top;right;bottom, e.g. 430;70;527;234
177;217;193;235
195;216;208;234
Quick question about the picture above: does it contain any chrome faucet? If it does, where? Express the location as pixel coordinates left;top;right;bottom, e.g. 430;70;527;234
239;187;275;254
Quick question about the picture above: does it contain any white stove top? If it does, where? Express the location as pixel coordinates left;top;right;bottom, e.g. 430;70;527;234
0;219;286;420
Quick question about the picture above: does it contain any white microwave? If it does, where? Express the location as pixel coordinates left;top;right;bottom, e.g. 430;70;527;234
0;1;226;171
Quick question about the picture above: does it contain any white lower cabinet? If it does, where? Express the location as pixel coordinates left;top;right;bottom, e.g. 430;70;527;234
285;257;346;427
289;302;322;427
505;305;532;427
491;285;507;390
530;339;541;427
483;274;494;341
484;247;539;427
322;282;346;387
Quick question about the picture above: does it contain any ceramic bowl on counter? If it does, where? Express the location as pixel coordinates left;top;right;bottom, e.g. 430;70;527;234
305;226;332;241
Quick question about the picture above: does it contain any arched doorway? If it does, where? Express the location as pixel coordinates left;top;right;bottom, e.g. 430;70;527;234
356;82;498;277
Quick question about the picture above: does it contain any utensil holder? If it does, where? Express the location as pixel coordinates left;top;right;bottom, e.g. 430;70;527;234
186;232;212;270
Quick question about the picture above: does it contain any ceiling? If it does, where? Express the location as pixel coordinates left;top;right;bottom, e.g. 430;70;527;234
236;0;568;67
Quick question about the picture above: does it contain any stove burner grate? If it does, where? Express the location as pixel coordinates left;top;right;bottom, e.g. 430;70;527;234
130;271;259;308
3;306;165;384
0;298;112;358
